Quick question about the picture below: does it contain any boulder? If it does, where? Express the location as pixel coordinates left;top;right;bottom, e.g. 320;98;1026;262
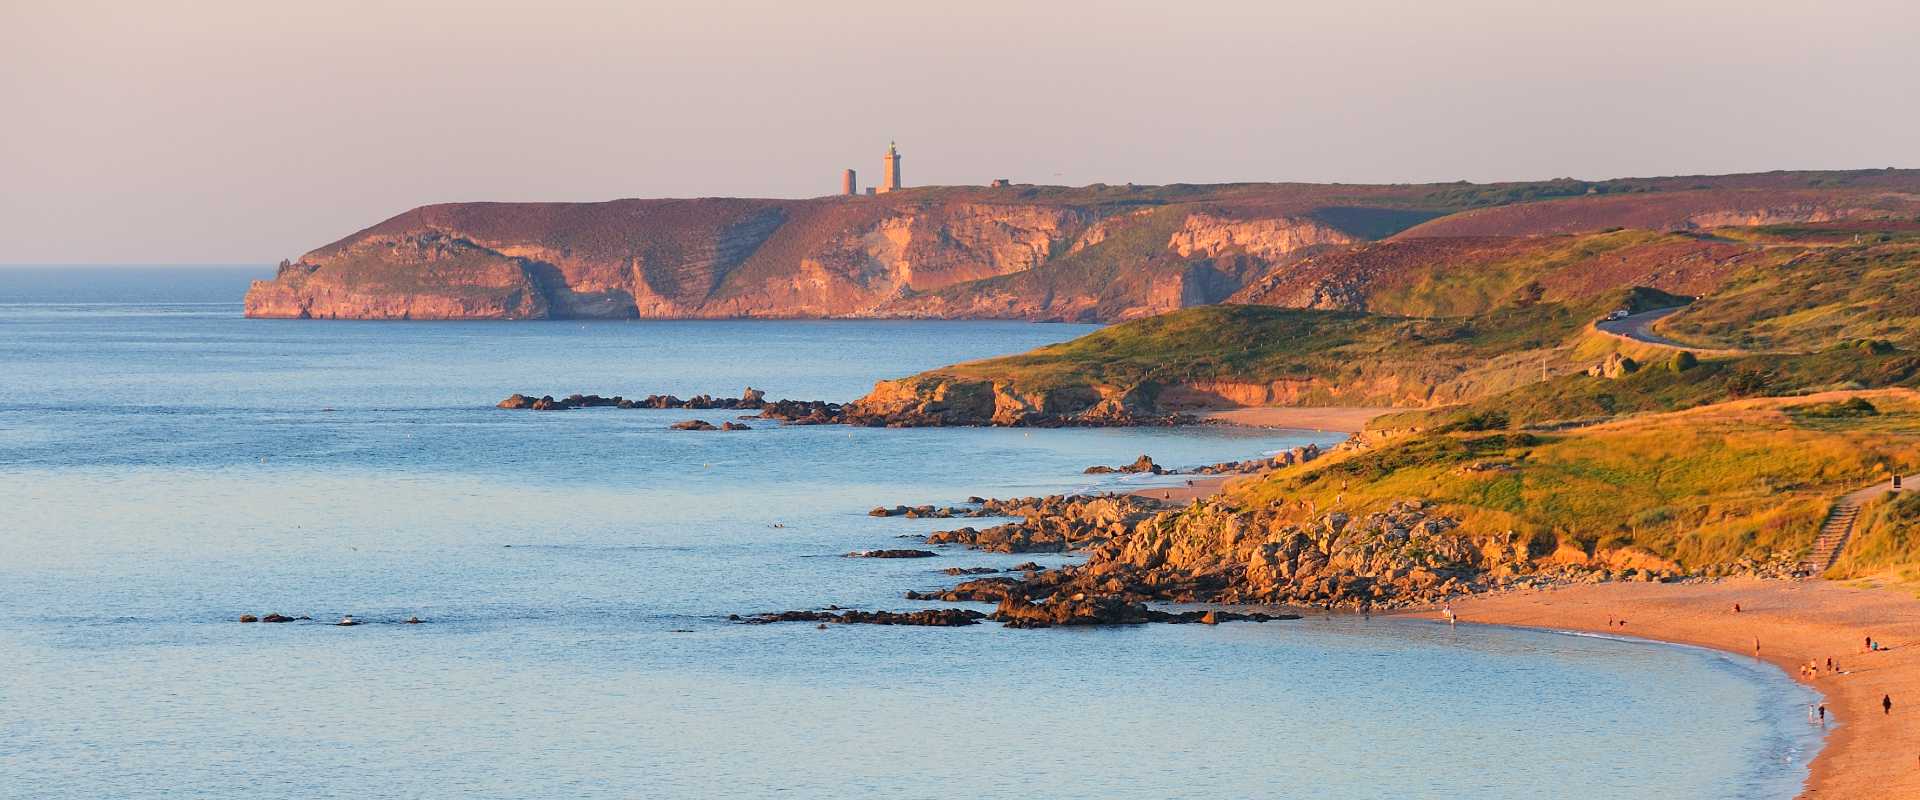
670;419;719;431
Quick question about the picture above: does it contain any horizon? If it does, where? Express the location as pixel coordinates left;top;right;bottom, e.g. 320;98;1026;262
5;0;1916;264
5;165;1914;268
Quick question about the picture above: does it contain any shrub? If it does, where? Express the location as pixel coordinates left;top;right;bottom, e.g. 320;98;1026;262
1793;397;1879;418
1668;351;1698;372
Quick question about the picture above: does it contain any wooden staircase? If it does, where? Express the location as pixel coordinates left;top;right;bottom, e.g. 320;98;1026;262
1800;502;1862;577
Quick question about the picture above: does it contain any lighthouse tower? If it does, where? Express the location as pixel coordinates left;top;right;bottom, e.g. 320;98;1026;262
878;141;902;194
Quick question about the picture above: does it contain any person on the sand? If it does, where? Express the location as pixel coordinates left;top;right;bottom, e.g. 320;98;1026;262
1885;694;1894;715
1818;704;1827;725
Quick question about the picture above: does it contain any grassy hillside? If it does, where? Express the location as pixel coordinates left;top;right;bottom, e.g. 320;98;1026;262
1372;346;1920;432
922;297;1618;408
1238;391;1920;570
1656;234;1920;351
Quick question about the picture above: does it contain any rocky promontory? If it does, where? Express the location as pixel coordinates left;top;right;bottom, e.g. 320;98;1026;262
244;172;1920;322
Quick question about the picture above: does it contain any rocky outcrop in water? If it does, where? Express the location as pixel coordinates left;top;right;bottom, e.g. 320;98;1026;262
845;549;939;559
991;595;1299;627
923;495;1169;553
734;608;987;627
1084;455;1163;474
499;389;771;412
923;493;1696;612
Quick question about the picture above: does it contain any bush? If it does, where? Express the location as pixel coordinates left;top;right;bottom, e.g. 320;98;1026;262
1793;397;1879;418
1668;351;1698;372
1439;409;1511;432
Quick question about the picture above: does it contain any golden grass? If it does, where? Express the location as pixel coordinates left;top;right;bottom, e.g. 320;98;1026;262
1236;392;1920;569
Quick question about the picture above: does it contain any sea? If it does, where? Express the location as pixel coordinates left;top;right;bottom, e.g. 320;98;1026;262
0;267;1821;799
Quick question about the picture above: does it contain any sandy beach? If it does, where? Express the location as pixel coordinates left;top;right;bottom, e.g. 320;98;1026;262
1127;475;1231;503
1446;579;1920;798
1203;406;1393;433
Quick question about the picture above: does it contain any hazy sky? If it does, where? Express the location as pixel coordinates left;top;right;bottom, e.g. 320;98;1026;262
3;0;1915;264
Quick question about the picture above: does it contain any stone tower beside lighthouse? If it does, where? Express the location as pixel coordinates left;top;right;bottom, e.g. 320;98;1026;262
879;141;902;193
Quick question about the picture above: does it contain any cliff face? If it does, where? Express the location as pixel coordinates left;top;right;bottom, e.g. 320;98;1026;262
245;172;1920;321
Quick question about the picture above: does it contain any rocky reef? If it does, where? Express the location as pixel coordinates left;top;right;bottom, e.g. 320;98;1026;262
735;608;988;627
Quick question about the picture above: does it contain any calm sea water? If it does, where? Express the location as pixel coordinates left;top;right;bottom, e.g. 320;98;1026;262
1;268;1819;799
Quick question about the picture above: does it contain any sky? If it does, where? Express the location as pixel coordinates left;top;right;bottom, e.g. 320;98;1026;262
3;0;1915;264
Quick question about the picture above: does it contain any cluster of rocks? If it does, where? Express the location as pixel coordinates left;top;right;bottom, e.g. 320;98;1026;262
1081;446;1324;478
499;388;772;412
923;494;1169;553
991;594;1299;628
238;613;423;625
669;419;752;431
942;566;1004;576
1586;352;1640;379
237;613;309;623
845;549;939;559
1184;444;1323;475
1084;455;1164;475
757;399;851;425
497;385;1210;429
869;502;989;519
733;608;987;627
881;484;1712;621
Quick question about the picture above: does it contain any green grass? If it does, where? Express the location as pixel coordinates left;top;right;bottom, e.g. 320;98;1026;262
918;297;1615;407
1242;393;1920;569
1374;348;1920;432
1660;241;1920;351
1833;490;1920;578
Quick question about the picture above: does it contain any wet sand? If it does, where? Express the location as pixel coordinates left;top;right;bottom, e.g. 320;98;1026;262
1444;579;1920;799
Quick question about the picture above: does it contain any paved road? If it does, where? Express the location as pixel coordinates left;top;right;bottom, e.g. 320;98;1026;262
1843;473;1920;507
1594;306;1697;348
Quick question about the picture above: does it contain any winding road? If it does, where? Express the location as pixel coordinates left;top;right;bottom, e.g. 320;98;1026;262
1593;306;1747;355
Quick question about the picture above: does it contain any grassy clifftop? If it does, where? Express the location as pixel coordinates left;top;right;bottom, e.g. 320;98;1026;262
866;218;1920;424
1234;391;1920;571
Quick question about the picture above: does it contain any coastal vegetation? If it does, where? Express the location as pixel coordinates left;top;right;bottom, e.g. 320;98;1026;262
846;216;1920;577
1240;392;1920;570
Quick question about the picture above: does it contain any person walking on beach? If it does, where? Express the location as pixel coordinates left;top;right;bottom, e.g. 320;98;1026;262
1819;704;1827;725
1885;694;1894;715
1754;637;1761;658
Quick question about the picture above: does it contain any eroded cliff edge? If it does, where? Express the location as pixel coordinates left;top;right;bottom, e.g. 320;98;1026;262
244;171;1920;321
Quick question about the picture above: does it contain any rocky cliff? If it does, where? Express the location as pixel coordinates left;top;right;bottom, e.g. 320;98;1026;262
245;171;1920;321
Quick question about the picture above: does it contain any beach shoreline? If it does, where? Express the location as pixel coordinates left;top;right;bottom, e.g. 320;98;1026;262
1431;579;1920;799
1202;405;1392;433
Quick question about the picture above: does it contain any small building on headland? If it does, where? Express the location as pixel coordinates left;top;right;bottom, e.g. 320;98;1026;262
879;141;902;194
834;143;1011;195
839;142;904;196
